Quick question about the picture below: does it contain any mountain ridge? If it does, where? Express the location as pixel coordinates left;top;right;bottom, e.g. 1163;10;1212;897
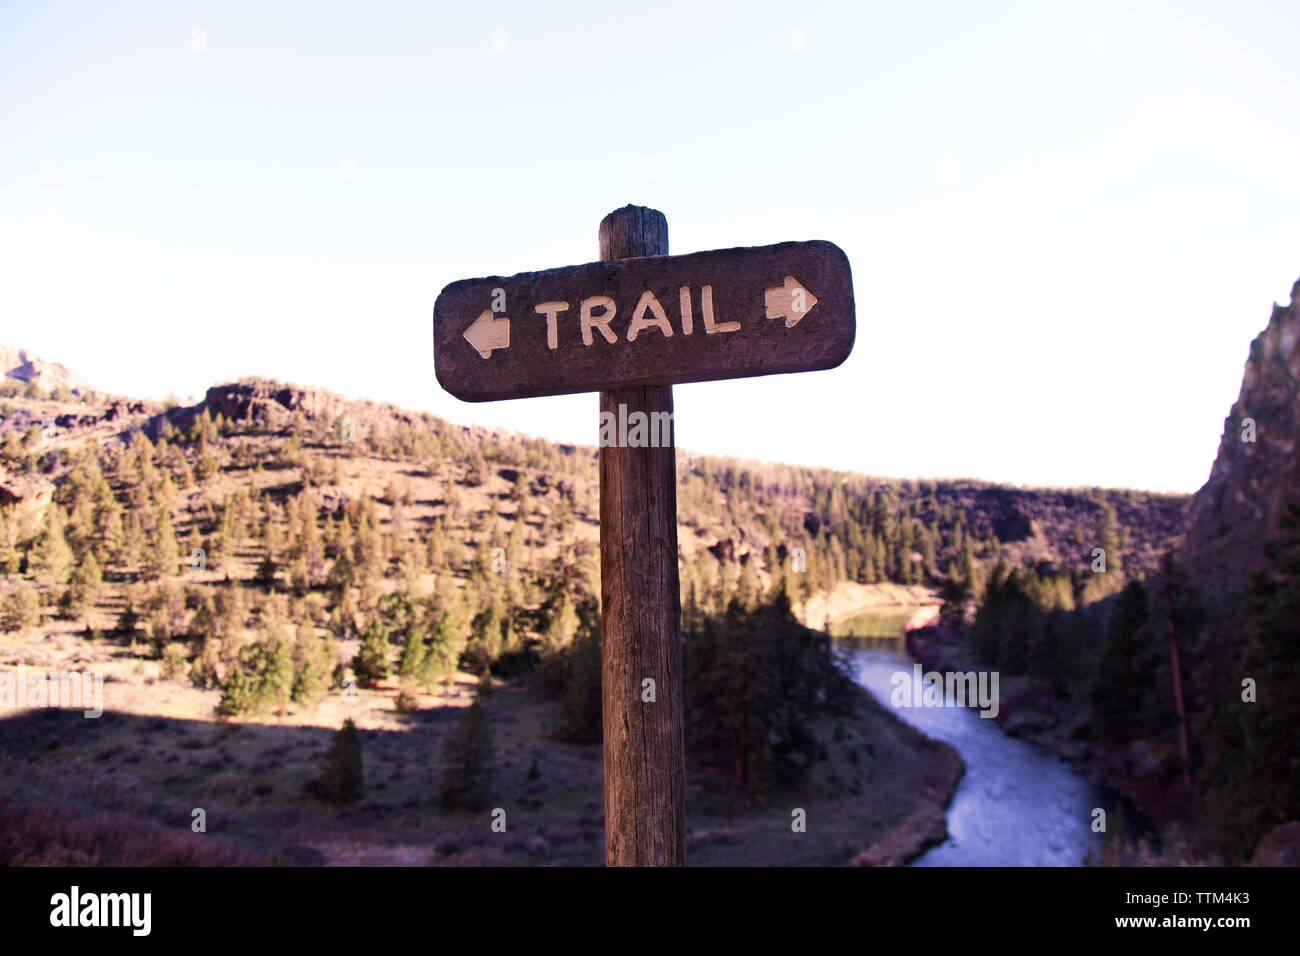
0;346;91;395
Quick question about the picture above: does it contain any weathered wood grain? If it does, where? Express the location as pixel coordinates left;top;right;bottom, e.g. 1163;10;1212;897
433;234;854;402
597;206;686;867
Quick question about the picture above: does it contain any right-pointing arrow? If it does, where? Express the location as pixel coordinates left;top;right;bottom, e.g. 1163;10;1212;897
765;276;819;328
464;309;511;359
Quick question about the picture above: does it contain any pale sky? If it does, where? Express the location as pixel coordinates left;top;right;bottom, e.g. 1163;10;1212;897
3;1;1298;493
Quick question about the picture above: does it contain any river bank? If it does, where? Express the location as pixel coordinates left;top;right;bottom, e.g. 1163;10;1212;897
799;582;942;632
844;638;1159;865
842;681;965;865
904;624;1185;851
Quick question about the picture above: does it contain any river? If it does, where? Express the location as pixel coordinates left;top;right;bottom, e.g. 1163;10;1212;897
837;634;1149;866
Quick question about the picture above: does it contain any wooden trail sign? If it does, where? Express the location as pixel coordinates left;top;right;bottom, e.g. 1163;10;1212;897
433;239;854;402
431;206;855;866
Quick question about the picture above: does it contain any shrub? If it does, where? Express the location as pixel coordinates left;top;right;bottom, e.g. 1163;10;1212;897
0;802;261;866
317;719;363;804
0;585;41;632
160;643;189;681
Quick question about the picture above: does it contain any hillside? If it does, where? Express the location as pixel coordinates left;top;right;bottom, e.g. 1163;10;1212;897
1;376;1190;611
0;372;1189;865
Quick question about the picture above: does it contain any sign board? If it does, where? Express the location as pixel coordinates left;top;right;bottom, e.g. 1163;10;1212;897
433;240;855;402
430;206;853;866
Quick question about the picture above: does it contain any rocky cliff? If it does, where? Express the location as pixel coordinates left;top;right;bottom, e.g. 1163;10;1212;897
145;380;352;439
1181;278;1300;615
1178;277;1300;863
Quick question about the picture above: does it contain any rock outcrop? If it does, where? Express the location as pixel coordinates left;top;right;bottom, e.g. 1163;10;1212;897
202;381;347;429
146;381;350;438
1181;278;1300;616
0;346;91;394
0;473;55;527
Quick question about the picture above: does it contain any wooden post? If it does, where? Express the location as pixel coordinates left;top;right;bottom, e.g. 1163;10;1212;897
598;205;686;866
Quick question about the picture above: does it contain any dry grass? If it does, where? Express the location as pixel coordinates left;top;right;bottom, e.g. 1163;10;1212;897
0;801;263;865
1;622;959;866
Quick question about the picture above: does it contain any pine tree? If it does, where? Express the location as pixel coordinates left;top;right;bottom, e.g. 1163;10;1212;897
736;559;761;612
920;525;939;580
544;595;579;648
292;655;326;706
68;550;103;610
185;523;203;567
257;551;278;589
64;491;96;562
352;619;391;688
143;508;180;581
426;606;468;687
397;628;427;683
961;542;980;596
556;616;602;743
1089;580;1149;742
121;511;145;571
1205;504;1300;858
114;596;140;644
438;698;494;811
682;590;843;792
318;719;364;804
1080;500;1125;604
263;638;295;712
32;505;74;585
189;632;220;689
426;522;446;571
216;665;254;717
465;598;504;674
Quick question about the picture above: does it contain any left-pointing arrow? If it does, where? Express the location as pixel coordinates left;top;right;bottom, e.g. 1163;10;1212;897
464;309;510;358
